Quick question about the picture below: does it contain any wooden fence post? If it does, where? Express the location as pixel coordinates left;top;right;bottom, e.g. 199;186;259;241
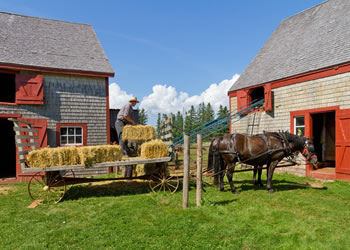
196;134;202;207
182;135;190;209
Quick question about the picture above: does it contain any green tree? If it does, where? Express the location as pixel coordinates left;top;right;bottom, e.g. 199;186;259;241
197;102;206;126
184;105;197;133
173;111;184;139
205;103;215;124
216;105;230;135
138;108;148;125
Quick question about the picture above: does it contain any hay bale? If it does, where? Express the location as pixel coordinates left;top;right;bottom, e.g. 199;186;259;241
122;125;156;142
26;147;52;168
140;139;169;159
26;145;122;168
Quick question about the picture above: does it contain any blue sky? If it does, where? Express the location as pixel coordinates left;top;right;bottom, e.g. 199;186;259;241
1;0;324;124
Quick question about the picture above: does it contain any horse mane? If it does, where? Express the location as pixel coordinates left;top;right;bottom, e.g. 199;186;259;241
263;131;306;151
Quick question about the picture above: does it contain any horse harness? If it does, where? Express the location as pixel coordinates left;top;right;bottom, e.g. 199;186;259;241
218;132;293;165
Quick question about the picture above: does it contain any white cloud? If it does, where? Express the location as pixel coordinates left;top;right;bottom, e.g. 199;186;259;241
140;74;239;115
109;74;239;125
109;83;133;109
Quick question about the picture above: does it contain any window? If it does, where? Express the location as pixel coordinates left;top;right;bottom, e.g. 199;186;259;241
56;123;87;146
294;116;305;136
60;127;83;145
0;73;16;103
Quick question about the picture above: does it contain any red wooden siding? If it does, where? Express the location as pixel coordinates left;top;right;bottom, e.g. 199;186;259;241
336;109;350;175
15;74;44;104
236;90;248;112
16;118;47;180
264;83;272;112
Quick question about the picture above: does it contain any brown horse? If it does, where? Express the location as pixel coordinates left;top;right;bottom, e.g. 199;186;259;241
207;131;318;194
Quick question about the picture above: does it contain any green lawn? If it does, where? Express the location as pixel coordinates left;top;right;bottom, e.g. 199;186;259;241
1;172;350;249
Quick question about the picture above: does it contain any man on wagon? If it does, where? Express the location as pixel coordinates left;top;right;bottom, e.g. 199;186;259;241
115;97;139;156
115;97;139;178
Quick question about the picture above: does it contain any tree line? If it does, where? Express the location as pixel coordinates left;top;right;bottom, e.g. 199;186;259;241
137;102;230;140
156;103;230;140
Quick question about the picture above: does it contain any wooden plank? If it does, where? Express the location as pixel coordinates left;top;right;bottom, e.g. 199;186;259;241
15;135;39;140
21;157;172;173
16;142;40;147
196;134;202;207
8;118;34;126
162;133;173;140
13;127;37;133
18;150;29;155
161;126;173;133
164;141;173;146
183;135;190;209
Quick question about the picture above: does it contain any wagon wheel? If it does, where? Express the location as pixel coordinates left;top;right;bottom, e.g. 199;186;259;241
149;173;179;194
60;169;76;190
28;172;66;204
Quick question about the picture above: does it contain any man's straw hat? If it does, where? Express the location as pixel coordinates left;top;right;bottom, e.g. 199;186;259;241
129;97;139;103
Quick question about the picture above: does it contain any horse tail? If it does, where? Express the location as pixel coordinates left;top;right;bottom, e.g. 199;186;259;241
213;136;224;186
207;139;215;173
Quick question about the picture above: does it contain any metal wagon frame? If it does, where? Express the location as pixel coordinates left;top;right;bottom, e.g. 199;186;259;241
10;118;179;204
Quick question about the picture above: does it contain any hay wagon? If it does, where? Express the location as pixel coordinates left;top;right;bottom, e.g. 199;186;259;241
10;118;180;204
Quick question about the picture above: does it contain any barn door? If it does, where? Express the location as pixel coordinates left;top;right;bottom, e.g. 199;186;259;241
335;109;350;174
18;118;47;148
15;74;44;105
237;90;248;113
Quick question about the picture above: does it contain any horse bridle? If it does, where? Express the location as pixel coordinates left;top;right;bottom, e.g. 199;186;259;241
302;140;317;163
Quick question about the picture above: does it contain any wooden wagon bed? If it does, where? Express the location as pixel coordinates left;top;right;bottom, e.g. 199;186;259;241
9;118;176;204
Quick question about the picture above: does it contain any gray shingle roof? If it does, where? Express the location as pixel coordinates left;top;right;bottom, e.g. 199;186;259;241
0;12;114;75
229;0;350;92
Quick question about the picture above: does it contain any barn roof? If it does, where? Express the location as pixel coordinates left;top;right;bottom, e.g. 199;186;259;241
229;0;350;92
0;12;114;76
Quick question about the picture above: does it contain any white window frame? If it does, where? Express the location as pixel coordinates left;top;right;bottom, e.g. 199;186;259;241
294;116;305;135
60;126;83;146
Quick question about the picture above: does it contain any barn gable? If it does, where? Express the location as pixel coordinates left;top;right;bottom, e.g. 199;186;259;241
229;0;350;92
0;12;114;76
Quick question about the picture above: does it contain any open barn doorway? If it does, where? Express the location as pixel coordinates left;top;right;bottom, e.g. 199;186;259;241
249;87;265;103
311;112;335;168
0;118;16;178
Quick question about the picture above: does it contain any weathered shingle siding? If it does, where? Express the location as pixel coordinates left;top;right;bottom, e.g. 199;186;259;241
230;72;350;175
229;0;350;92
0;72;108;146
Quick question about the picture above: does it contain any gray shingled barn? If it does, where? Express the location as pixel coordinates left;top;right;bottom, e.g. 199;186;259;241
228;0;350;181
0;12;114;183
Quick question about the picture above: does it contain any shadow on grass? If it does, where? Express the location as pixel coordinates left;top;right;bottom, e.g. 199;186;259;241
209;179;328;193
64;180;152;201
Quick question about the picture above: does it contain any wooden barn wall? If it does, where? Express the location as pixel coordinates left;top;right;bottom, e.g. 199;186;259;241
230;71;350;176
0;71;108;147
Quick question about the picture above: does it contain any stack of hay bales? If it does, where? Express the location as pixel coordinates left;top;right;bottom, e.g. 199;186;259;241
140;139;169;159
26;145;122;168
122;125;156;142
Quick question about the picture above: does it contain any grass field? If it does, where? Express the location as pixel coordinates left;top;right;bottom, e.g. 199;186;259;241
1;171;350;249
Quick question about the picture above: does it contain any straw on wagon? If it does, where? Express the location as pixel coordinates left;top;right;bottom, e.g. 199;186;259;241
122;125;156;142
140;139;169;159
26;145;122;168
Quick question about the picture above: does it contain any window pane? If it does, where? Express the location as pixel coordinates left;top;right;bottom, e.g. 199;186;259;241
61;136;67;144
68;128;75;135
76;136;82;144
295;117;304;126
68;136;75;144
76;127;82;135
61;128;67;135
